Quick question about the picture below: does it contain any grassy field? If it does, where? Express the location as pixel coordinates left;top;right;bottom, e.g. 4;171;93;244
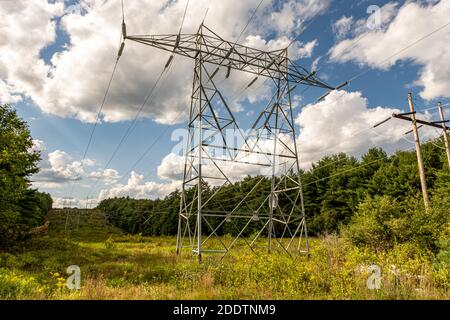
0;209;448;300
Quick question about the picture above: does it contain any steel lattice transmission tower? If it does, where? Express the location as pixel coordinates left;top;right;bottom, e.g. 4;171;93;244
126;24;332;261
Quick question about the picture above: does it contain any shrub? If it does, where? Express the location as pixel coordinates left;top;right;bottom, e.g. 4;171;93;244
0;268;40;299
343;196;399;251
343;196;448;252
435;223;450;270
104;237;116;251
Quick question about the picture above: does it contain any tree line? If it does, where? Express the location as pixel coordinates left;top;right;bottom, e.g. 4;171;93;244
98;139;449;244
0;105;52;246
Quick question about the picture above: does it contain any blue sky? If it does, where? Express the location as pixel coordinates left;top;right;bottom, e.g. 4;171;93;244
3;0;450;206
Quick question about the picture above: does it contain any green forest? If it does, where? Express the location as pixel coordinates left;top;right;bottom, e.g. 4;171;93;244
98;141;450;252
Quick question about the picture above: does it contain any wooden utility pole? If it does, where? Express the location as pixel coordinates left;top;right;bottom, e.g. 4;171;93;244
381;97;450;209
438;102;450;169
408;93;430;210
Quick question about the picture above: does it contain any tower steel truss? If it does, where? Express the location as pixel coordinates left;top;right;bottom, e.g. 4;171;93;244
127;24;332;261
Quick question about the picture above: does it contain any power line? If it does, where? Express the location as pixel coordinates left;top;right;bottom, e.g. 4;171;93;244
84;0;191;198
416;103;450;112
102;79;184;190
235;0;265;46
83;55;183;196
86;67;168;199
109;1;267;187
296;111;416;175
300;129;437;188
102;135;410;222
286;4;341;51
178;146;408;207
81;60;120;166
161;119;417;206
302;153;405;187
300;19;450;111
151;95;421;207
68;40;124;201
139;107;442;214
65;1;132;206
178;0;190;34
209;0;266;87
296;125;392;170
121;0;125;22
371;124;416;145
233;5;328;102
287;17;373;103
348;21;450;84
429;135;448;151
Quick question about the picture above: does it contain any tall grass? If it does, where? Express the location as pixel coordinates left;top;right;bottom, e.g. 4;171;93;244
0;234;448;300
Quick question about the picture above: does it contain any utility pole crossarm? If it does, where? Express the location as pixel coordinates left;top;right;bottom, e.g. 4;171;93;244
393;113;450;131
126;25;332;89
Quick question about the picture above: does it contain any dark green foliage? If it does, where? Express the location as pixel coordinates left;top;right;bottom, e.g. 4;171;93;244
343;195;448;252
435;224;450;270
98;193;180;236
342;141;449;253
0;105;52;246
304;153;366;234
432;170;450;202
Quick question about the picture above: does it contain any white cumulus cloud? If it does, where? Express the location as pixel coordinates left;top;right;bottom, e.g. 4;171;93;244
89;168;121;184
31;141;120;189
1;0;327;124
98;171;180;200
329;1;450;100
332;15;353;39
295;90;440;167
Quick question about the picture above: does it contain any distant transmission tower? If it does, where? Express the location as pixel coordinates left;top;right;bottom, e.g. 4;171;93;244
63;196;78;234
125;24;332;261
